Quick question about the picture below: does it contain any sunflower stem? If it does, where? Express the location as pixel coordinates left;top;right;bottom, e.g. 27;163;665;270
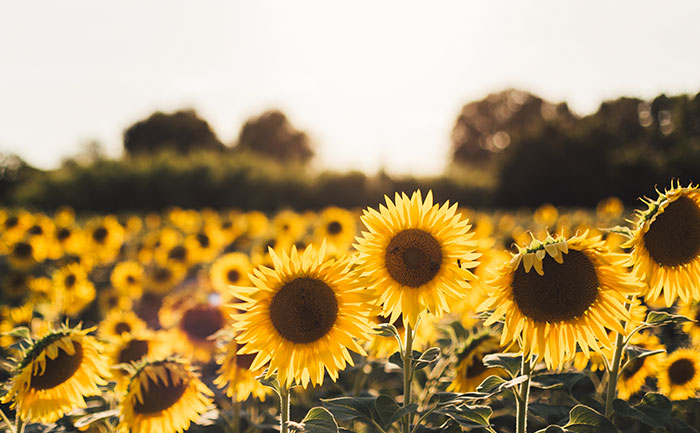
279;386;290;433
402;324;414;433
232;398;240;433
0;406;16;433
605;330;625;418
516;354;532;433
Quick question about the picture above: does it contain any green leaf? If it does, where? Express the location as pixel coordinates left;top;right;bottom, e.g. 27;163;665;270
256;370;282;395
534;426;568;433
413;347;441;370
529;403;573;426
530;373;596;402
476;374;527;395
482;352;522;378
624;346;665;365
601;226;633;239
3;326;31;340
644;311;692;327
321;397;375;424
431;391;492;407
73;409;120;428
613;393;683;431
564;405;618;433
436;405;492;428
374;395;399;428
373;323;400;339
291;407;339;433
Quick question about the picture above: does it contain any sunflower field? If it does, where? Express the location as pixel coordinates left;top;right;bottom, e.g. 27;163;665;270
2;183;700;433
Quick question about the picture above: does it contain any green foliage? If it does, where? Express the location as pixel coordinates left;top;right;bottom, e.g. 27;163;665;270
482;353;522;379
321;395;418;432
535;405;619;433
290;407;339;433
435;404;493;428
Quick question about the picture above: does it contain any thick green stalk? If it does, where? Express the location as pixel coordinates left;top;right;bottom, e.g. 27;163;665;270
605;330;625;418
279;387;290;433
402;324;414;433
516;355;532;433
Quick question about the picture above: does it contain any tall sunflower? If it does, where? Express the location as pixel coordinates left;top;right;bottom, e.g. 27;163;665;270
1;325;110;423
118;358;213;433
657;348;700;400
479;232;643;370
625;182;700;306
233;243;373;388
354;190;479;327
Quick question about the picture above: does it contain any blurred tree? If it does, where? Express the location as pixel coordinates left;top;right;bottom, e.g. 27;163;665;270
123;109;224;156
450;89;575;165
0;154;39;203
236;110;313;163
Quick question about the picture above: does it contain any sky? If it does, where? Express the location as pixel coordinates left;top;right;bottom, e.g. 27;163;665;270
1;1;700;176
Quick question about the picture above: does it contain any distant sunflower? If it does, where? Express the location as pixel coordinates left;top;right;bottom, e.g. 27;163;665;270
99;310;147;341
52;262;95;316
0;303;35;347
168;301;231;363
625;182;700;306
272;209;307;241
313;207;357;254
480;232;643;370
617;332;665;400
4;237;47;270
118;358;213;433
86;216;125;263
111;261;145;299
185;224;224;263
1;325;110;423
145;262;187;295
678;301;700;345
213;336;269;402
210;252;252;294
354;190;479;327
98;287;133;317
447;333;506;393
657;348;700;400
233;243;373;388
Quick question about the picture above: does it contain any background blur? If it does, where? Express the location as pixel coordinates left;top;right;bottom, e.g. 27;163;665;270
2;0;700;211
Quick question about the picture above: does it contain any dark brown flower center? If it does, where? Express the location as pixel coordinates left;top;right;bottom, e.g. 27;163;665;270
115;322;132;334
181;304;225;341
643;196;700;267
30;341;83;390
118;339;149;364
92;227;108;243
64;274;76;289
5;216;18;229
57;227;71;241
227;269;240;284
385;229;442;288
327;221;342;235
197;233;210;248
168;245;187;262
511;249;599;323
28;225;43;235
13;242;32;258
152;267;172;283
126;275;137;284
133;367;188;414
668;357;696;385
269;277;338;343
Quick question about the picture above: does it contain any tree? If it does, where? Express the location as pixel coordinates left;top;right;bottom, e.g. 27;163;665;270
0;154;38;203
123;109;224;156
236;110;313;163
450;89;575;165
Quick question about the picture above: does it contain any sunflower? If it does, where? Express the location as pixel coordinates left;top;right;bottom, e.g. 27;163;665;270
233;243;373;388
168;300;231;363
657;348;700;400
625;182;700;306
144;262;187;295
0;303;35;347
617;332;665;400
313;207;357;254
678;301;700;345
354;190;480;327
210;252;252;295
1;325;110;423
213;335;270;402
272;209;307;241
479;232;643;370
185;223;224;263
98;288;134;317
99;310;147;341
447;332;507;393
85;216;125;264
52;262;96;317
118;358;213;433
111;261;145;299
107;330;169;393
3;236;48;270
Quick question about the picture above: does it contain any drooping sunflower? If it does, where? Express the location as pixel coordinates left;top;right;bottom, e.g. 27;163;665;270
210;252;252;294
1;325;110;423
657;348;700;400
213;335;270;402
354;190;480;327
233;243;373;388
625;182;700;306
447;332;507;393
480;232;643;370
118;358;213;433
617;331;665;400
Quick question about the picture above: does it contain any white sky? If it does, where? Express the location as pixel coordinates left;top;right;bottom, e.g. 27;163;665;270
1;1;699;175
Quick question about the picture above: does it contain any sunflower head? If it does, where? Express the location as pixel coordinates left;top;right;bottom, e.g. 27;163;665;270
213;333;269;402
233;242;373;388
616;331;665;400
658;348;700;400
1;324;110;423
354;190;480;328
480;232;643;370
447;332;506;393
119;358;213;433
626;182;700;306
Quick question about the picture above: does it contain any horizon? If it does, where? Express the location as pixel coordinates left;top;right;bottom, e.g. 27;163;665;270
2;0;700;175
